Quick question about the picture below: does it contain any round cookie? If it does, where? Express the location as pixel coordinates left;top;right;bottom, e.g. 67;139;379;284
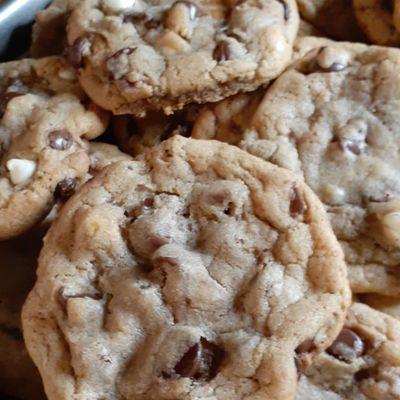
0;57;108;240
23;136;350;400
66;0;299;116
353;0;400;45
0;227;47;400
192;42;400;297
296;0;366;41
296;303;400;400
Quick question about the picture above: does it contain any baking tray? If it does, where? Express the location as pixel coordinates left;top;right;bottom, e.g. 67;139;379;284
0;0;51;61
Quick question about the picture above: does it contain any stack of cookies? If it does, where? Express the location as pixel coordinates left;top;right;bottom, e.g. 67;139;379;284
2;0;400;399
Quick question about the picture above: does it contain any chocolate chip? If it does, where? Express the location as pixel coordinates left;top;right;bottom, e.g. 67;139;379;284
144;197;155;207
290;187;307;217
48;130;73;150
0;92;22;118
123;12;147;23
338;139;364;155
213;41;231;62
172;338;224;380
54;178;77;201
64;36;93;68
174;342;202;377
324;62;347;72
327;328;365;362
144;18;160;29
277;0;290;21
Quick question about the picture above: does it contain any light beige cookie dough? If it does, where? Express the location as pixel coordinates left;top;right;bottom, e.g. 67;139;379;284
0;57;108;240
65;0;299;116
191;42;400;297
23;136;350;400
296;303;400;400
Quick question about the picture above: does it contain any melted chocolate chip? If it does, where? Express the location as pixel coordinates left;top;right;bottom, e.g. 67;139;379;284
277;0;290;21
54;178;77;201
327;328;365;362
213;41;231;62
290;187;307;217
0;92;22;118
64;36;93;68
48;130;73;150
172;338;225;380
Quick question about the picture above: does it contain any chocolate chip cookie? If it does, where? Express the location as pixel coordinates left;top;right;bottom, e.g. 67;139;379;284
23;136;350;400
296;303;400;399
65;0;299;116
353;0;400;45
297;0;366;41
0;57;108;240
192;43;400;297
0;227;47;400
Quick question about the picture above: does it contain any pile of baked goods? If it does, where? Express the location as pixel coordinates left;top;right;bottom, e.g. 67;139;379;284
2;0;400;399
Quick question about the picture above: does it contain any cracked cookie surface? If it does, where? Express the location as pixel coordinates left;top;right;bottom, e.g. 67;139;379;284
192;42;400;297
23;136;349;400
296;303;400;400
66;0;299;116
0;57;108;239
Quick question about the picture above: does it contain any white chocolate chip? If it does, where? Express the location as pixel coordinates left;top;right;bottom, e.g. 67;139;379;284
381;212;400;247
322;184;346;205
6;159;37;185
102;0;135;12
58;67;77;81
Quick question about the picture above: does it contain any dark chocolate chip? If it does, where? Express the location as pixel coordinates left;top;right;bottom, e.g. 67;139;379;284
277;0;290;21
0;92;22;118
54;178;77;201
327;328;365;362
48;130;73;151
172;337;224;380
64;36;93;68
174;342;202;377
213;41;231;62
144;197;155;207
145;18;160;29
290;187;307;217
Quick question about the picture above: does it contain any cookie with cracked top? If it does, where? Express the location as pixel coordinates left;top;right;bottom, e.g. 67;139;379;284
0;57;108;240
65;0;299;116
192;42;400;298
353;0;400;45
23;136;350;400
296;303;400;400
